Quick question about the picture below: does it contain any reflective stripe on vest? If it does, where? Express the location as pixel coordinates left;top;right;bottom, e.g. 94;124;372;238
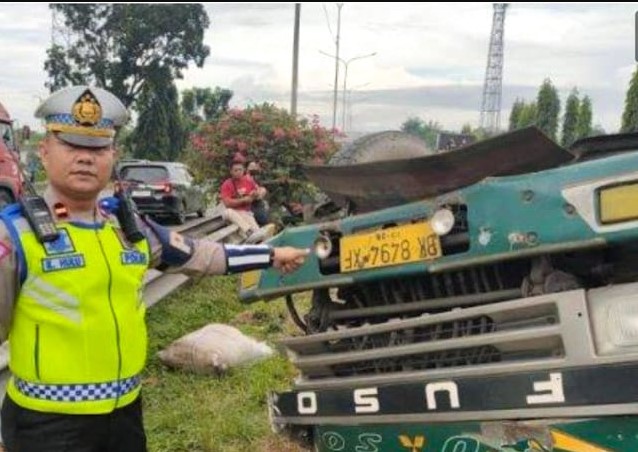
15;374;141;402
7;218;150;414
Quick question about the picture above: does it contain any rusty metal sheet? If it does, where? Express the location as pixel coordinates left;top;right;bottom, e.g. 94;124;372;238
569;131;638;161
304;127;573;213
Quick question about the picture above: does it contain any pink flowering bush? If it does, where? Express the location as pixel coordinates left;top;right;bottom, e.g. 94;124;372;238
185;103;340;211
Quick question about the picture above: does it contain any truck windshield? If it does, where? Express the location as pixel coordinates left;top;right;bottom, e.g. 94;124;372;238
0;123;15;151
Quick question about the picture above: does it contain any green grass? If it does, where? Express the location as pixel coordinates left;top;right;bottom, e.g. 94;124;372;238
144;275;312;452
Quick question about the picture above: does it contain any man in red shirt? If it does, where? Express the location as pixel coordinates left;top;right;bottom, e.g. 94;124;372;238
219;161;261;239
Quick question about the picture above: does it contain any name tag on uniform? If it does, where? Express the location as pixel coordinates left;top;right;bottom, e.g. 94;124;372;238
42;254;85;272
121;250;147;266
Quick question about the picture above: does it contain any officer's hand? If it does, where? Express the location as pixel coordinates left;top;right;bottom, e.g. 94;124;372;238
272;247;309;274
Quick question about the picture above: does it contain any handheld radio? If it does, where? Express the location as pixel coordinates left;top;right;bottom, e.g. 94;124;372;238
11;153;60;243
19;195;59;243
114;188;144;243
113;165;144;244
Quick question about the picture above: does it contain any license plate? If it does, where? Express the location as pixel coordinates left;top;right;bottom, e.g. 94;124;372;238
131;190;151;197
340;222;441;273
599;183;638;224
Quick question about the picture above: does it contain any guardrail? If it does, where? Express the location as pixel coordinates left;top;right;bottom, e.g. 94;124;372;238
143;214;241;307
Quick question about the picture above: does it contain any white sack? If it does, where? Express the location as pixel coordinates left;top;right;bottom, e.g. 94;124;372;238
158;323;273;374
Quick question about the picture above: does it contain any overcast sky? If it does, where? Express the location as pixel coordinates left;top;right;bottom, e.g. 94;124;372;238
1;3;637;136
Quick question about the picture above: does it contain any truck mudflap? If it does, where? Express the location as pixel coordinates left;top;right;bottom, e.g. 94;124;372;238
311;418;637;451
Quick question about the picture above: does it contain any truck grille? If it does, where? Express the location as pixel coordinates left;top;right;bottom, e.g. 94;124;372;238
280;292;575;390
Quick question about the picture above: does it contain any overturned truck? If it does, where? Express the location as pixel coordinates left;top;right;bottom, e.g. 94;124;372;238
240;127;638;451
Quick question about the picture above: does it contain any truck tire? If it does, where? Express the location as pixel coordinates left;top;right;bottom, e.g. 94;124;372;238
328;131;434;166
304;131;434;223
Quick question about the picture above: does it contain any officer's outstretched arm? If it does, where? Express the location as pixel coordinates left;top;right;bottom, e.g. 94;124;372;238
140;217;307;276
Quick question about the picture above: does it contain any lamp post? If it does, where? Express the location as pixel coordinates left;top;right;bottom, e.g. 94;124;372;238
346;82;370;132
331;3;343;134
319;50;376;133
340;53;376;132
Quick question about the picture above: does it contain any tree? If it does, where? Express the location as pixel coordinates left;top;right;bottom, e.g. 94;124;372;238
536;79;561;139
591;124;606;136
185;104;339;212
181;87;233;131
127;69;185;161
517;102;537;129
400;117;442;149
576;95;593;140
622;66;638;133
45;4;210;108
508;98;524;131
459;124;490;142
561;89;580;147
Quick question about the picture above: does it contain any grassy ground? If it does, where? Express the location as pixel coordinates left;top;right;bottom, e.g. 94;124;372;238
143;275;313;452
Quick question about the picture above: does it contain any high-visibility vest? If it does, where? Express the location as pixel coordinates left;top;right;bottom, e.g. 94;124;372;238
3;211;150;414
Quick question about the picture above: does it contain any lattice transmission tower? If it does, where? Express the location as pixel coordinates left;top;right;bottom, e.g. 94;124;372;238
479;3;509;133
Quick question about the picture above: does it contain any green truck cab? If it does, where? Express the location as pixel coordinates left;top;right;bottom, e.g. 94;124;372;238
240;127;638;451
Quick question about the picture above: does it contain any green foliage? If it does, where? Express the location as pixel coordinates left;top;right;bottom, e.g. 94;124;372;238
512;84;596;144
622;66;638;133
517;102;538;129
184;104;338;211
561;89;580;147
127;70;186;161
591;123;606;136
508;99;539;132
182;87;233;131
25;150;45;183
536;78;561;139
508;98;524;131
577;96;593;139
400;117;441;148
459;124;491;141
45;4;210;108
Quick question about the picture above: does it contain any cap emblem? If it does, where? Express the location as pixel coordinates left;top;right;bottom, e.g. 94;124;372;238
72;90;102;126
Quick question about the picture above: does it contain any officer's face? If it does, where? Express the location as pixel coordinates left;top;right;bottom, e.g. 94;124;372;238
39;133;115;199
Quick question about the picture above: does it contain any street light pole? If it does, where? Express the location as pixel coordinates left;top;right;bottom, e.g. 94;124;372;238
331;3;343;134
290;3;301;118
346;82;370;132
321;50;376;133
340;52;376;132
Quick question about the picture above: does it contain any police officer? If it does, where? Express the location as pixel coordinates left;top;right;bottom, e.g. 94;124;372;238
0;86;308;452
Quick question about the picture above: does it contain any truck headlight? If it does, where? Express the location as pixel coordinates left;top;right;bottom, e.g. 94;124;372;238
588;282;638;355
313;234;333;260
431;208;455;236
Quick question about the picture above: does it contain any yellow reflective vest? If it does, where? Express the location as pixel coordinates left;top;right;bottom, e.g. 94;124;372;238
6;215;150;414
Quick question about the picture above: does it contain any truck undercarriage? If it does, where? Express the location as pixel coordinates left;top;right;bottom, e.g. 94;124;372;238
242;128;638;451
